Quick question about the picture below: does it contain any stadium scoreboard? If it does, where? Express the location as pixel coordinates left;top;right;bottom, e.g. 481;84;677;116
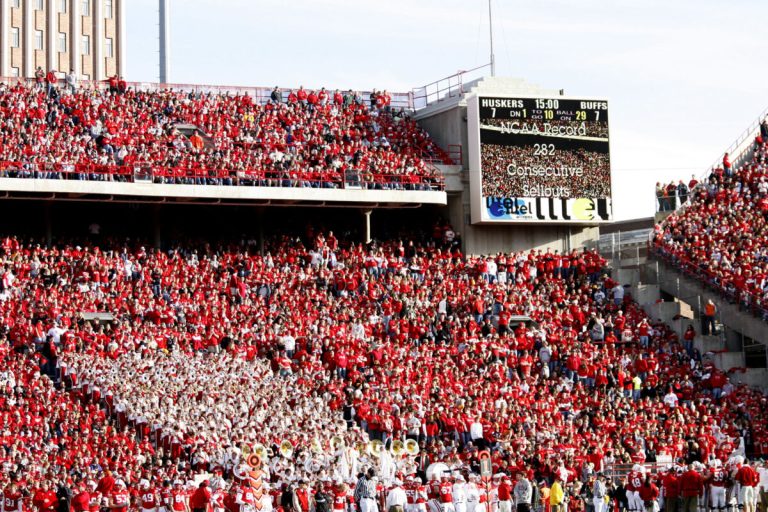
468;95;613;224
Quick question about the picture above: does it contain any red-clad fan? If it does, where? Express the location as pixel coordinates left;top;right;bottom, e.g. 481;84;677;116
32;481;57;512
661;469;680;512
679;465;704;512
72;482;91;512
733;460;758;512
2;482;23;512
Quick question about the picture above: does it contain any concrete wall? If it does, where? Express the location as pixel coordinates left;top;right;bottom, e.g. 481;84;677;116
417;107;468;168
0;177;448;205
461;223;599;255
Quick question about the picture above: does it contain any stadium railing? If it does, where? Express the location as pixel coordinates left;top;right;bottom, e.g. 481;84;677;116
411;64;491;109
604;460;673;480
0;160;446;191
648;244;768;321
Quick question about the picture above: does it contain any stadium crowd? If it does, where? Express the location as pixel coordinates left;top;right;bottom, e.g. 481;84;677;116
652;130;768;316
480;145;611;199
0;80;448;190
0;225;767;512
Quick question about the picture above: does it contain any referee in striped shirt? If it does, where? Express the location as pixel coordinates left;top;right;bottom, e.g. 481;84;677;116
355;468;379;512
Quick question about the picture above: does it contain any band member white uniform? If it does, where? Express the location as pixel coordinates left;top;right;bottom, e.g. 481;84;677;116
453;476;467;512
465;476;480;512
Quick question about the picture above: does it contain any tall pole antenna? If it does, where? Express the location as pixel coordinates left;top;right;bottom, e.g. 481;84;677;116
159;0;170;84
489;0;495;76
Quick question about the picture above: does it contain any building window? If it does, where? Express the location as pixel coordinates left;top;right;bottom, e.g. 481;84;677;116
11;0;20;8
59;0;67;13
81;35;90;55
58;33;67;53
81;0;90;16
105;37;113;57
11;27;20;48
35;30;44;50
11;67;20;77
35;0;44;10
104;0;113;18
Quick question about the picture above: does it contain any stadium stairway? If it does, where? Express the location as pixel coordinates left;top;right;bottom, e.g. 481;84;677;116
609;254;767;390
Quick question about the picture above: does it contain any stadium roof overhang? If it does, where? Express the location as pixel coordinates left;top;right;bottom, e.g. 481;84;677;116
0;179;447;208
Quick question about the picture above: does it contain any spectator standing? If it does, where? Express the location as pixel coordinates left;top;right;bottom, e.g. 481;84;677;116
385;481;406;512
735;463;759;512
550;477;565;512
56;478;72;512
514;473;532;512
677;181;689;204
702;300;716;336
723;153;732;176
314;483;332;512
679;465;703;512
355;469;379;512
661;469;680;512
656;183;668;212
46;69;58;97
189;481;212;512
498;477;513;512
638;476;659;512
665;182;677;210
593;475;607;512
293;481;311;512
34;66;45;88
65;70;77;94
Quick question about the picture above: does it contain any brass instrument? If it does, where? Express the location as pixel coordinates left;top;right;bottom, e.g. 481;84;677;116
367;439;384;458
404;438;419;456
391;439;405;456
330;435;345;452
252;443;268;461
280;440;294;458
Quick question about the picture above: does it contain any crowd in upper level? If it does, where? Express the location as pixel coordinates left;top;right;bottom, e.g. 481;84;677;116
0;79;450;190
1;225;766;512
652;122;768;316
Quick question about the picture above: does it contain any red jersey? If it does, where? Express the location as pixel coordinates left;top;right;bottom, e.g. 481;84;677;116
709;468;727;487
141;489;159;509
111;491;130;512
627;472;644;492
171;490;188;511
438;482;453;504
160;489;173;508
333;491;346;511
88;491;102;512
2;491;22;512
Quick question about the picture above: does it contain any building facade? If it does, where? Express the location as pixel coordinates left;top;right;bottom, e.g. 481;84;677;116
0;0;125;81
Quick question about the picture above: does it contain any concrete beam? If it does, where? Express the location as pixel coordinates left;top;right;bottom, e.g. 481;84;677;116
0;178;448;205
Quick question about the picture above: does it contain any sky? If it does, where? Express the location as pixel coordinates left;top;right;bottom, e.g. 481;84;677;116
126;0;768;221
